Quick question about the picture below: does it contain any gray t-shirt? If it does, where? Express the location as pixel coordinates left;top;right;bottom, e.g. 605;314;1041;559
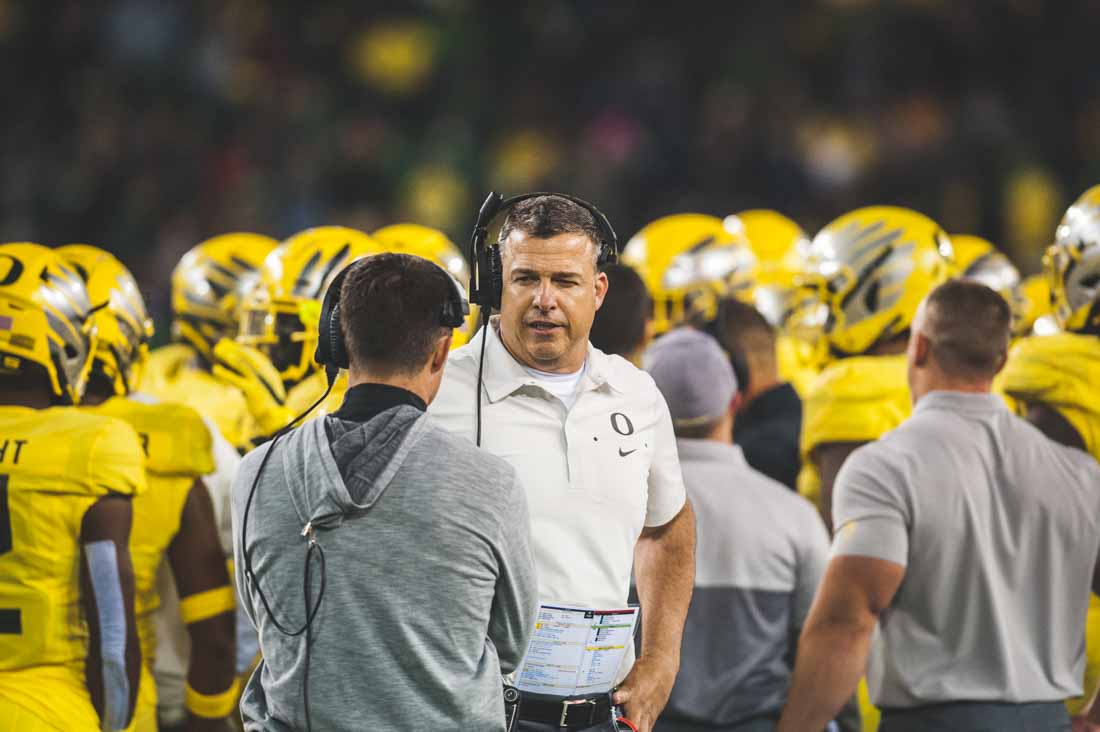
663;440;829;725
833;391;1100;708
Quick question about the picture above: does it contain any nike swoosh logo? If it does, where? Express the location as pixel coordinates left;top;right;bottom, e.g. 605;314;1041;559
618;448;637;457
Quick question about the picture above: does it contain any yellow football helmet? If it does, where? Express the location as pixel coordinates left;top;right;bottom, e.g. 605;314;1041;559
371;223;469;282
170;232;278;363
239;226;384;385
951;234;1028;337
727;209;808;266
1020;273;1057;335
58;244;153;397
1047;184;1100;335
723;209;814;328
371;223;474;347
622;213;756;334
804;206;954;357
0;242;96;404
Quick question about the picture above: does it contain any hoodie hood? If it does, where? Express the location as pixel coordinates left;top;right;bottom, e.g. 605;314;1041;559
280;405;429;532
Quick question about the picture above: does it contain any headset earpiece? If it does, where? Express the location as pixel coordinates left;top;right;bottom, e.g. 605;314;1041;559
439;270;471;328
315;266;350;371
467;191;619;313
476;244;504;312
489;244;504;311
328;303;349;371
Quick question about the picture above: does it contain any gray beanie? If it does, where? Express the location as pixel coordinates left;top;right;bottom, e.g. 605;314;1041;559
644;327;738;428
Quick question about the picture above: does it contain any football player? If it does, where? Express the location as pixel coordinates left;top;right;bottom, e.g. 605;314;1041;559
797;206;954;529
1020;272;1058;335
951;234;1029;339
996;184;1100;718
624;212;826;394
371;223;475;347
998;187;1100;455
229;226;384;429
60;245;237;732
723;209;826;395
622;213;756;335
0;243;145;731
142;234;277;450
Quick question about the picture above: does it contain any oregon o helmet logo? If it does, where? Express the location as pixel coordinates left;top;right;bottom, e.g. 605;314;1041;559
610;412;634;436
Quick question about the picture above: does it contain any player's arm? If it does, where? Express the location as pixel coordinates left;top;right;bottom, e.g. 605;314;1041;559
1023;402;1088;452
80;494;141;732
211;338;291;448
814;441;865;532
167;478;237;732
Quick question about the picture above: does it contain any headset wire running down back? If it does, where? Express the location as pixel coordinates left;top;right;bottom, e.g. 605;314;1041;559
240;380;334;732
239;254;468;731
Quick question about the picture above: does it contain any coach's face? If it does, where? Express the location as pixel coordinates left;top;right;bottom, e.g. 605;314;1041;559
499;231;608;373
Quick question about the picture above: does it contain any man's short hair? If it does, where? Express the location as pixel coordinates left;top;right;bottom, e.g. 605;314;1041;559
590;264;651;357
710;298;776;357
338;253;453;377
922;279;1011;379
708;298;776;387
498;195;605;267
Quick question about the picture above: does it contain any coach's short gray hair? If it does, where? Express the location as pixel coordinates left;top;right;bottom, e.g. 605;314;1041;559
498;195;604;268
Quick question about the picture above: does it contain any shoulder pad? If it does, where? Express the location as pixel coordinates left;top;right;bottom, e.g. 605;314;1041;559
90;398;215;477
997;333;1100;460
801;354;911;456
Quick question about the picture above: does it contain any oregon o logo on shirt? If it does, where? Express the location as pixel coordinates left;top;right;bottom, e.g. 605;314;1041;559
610;412;634;436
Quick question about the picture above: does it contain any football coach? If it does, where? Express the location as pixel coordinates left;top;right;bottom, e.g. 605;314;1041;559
431;194;696;732
777;280;1100;732
232;253;538;731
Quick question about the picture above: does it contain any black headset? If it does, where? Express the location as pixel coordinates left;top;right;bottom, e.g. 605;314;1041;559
314;255;470;380
242;253;469;732
466;192;619;446
467;191;620;313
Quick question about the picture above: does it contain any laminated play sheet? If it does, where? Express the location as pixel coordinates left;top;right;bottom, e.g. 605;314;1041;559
514;603;639;696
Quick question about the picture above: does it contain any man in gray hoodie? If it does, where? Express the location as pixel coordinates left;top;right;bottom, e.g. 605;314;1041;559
231;252;539;731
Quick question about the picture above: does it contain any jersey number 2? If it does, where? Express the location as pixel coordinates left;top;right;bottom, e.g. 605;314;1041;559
0;475;21;634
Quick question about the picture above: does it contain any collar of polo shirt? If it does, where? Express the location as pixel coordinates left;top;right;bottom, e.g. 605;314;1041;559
479;321;629;403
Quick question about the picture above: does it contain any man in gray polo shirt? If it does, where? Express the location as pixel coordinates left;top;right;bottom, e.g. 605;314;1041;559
645;328;829;732
777;279;1100;732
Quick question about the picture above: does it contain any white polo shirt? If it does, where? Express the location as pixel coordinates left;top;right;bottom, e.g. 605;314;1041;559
430;323;687;641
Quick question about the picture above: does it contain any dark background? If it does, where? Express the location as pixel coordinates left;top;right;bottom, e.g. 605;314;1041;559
2;0;1098;331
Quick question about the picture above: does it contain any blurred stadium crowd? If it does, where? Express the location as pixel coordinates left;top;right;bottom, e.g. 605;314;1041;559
4;1;1100;338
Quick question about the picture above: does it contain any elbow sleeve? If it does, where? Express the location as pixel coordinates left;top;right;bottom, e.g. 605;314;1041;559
85;540;131;732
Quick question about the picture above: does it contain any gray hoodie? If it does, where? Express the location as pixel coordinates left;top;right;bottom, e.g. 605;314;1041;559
231;404;537;731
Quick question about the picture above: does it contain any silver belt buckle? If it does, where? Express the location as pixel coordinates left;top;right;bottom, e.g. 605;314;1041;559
560;698;596;727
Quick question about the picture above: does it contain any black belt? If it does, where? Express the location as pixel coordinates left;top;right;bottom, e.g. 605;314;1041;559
517;691;614;728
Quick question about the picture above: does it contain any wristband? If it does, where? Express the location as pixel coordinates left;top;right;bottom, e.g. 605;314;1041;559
179;585;236;625
185;677;241;718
